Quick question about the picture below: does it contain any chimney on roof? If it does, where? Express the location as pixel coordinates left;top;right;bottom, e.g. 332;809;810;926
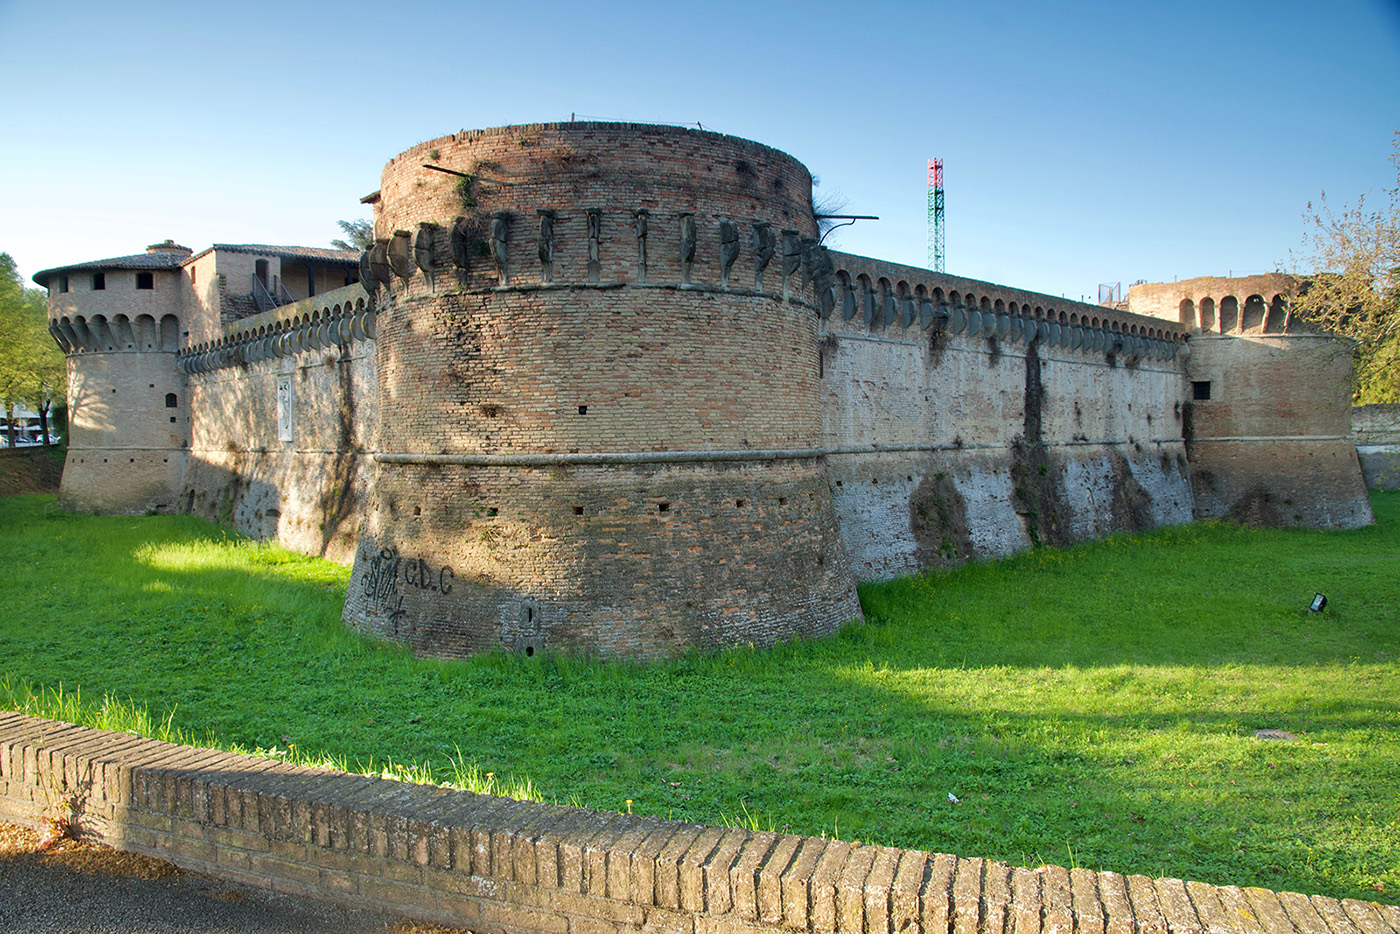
146;239;193;257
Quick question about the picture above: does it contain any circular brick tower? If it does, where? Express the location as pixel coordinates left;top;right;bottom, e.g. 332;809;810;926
342;122;861;659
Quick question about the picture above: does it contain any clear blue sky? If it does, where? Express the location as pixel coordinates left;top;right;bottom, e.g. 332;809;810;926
1;0;1396;302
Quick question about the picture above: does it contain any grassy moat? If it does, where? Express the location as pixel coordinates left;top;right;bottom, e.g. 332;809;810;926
1;492;1396;902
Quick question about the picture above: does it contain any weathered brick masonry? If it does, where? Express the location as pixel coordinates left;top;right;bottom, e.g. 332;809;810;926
3;713;1395;934
346;123;862;656
180;286;378;561
819;254;1193;578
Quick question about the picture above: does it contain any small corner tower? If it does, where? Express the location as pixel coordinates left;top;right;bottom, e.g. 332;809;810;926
36;241;191;514
1128;275;1373;529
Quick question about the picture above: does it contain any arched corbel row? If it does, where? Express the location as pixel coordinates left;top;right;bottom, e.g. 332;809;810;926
175;299;375;374
825;267;1188;362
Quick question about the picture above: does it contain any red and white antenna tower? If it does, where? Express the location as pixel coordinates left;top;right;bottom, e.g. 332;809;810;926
927;159;945;272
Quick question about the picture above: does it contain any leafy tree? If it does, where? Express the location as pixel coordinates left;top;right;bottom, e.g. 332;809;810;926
0;253;64;446
331;218;374;252
27;317;65;446
1288;133;1400;403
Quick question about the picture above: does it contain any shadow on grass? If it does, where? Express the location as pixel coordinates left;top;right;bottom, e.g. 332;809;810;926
1;492;1397;900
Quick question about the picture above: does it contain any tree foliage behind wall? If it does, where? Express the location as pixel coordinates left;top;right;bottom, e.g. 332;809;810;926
1288;134;1400;404
330;219;374;252
0;253;65;445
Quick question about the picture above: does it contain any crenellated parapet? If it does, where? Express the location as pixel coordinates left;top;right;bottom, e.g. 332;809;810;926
357;211;823;303
355;122;823;308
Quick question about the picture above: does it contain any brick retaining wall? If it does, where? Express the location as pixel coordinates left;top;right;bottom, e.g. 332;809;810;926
1;712;1394;934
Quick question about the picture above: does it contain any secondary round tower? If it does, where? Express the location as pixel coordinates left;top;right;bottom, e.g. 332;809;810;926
341;122;862;659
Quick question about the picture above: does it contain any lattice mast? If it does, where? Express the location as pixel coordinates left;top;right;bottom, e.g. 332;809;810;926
927;158;945;272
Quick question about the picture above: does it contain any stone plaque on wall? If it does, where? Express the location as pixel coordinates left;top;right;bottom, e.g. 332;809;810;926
276;375;294;443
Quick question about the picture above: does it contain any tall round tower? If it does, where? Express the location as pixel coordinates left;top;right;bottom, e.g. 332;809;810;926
35;242;190;514
342;122;861;659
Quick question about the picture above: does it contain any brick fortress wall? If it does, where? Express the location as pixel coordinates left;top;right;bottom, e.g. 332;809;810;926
41;126;1379;660
342;123;863;658
3;713;1395;934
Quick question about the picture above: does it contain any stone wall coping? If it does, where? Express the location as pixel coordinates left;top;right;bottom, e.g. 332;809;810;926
1;712;1393;934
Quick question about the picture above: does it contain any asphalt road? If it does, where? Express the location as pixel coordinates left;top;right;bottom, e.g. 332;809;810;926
0;823;448;934
0;854;400;933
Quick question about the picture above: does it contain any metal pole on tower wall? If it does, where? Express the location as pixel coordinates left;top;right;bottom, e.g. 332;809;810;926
927;159;945;272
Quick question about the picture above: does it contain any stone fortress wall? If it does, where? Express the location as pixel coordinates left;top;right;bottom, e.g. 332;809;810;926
344;123;862;659
819;253;1192;579
1351;404;1400;491
178;284;377;562
40;122;1377;660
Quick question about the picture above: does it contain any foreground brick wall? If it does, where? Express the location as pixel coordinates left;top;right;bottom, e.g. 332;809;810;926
2;713;1394;934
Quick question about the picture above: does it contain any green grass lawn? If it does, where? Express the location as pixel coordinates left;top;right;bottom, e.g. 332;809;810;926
1;492;1397;902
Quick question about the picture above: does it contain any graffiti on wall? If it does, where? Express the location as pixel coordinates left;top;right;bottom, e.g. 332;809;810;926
360;544;455;635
